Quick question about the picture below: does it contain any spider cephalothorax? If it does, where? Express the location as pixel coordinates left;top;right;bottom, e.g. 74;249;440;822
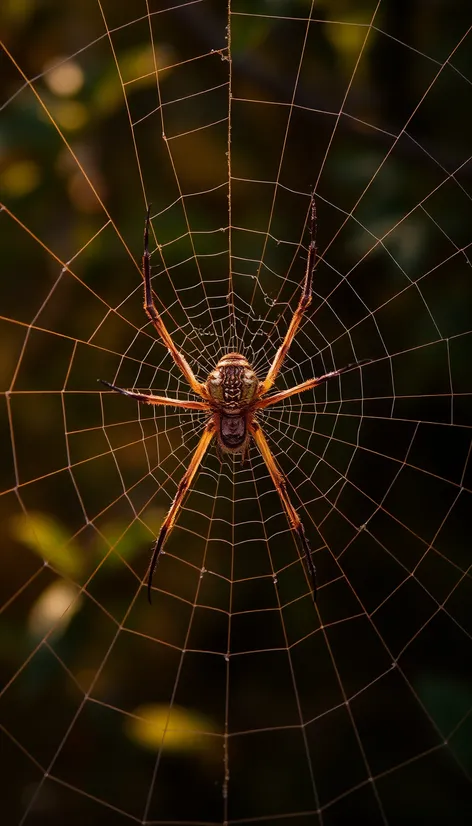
101;196;369;604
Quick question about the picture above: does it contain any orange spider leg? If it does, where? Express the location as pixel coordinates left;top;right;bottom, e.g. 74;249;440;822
259;194;317;396
100;380;210;410
250;421;317;601
142;206;208;399
147;420;215;603
254;360;371;410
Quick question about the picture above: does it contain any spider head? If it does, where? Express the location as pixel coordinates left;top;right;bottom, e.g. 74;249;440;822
206;353;259;409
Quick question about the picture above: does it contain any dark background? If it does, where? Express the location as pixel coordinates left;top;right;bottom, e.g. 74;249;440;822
1;1;471;824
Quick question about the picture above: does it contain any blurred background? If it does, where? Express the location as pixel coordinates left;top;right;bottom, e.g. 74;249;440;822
1;0;471;824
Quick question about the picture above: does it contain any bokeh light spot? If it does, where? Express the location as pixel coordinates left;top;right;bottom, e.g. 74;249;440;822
1;159;41;198
44;57;85;96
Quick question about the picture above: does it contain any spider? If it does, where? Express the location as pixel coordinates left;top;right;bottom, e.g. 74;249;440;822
101;197;369;604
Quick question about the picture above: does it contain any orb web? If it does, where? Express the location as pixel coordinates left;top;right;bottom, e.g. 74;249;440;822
1;1;471;824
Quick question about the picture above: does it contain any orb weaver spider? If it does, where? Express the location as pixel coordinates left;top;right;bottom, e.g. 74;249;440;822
101;196;369;603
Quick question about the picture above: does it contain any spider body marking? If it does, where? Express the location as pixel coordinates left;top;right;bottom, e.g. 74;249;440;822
100;196;370;604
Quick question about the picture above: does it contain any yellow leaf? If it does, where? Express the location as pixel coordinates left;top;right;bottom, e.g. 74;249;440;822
325;17;373;62
11;511;83;578
125;703;217;756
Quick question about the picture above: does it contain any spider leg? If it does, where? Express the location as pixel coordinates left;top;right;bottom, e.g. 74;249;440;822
99;379;210;410
259;193;317;396
215;440;225;465
240;442;250;466
250;421;317;602
254;359;371;410
142;206;207;399
147;420;215;603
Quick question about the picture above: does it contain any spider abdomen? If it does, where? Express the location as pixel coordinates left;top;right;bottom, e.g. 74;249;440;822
219;413;247;450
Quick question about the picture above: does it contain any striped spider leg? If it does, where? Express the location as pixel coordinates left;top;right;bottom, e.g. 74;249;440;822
250;192;370;599
141;205;208;399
